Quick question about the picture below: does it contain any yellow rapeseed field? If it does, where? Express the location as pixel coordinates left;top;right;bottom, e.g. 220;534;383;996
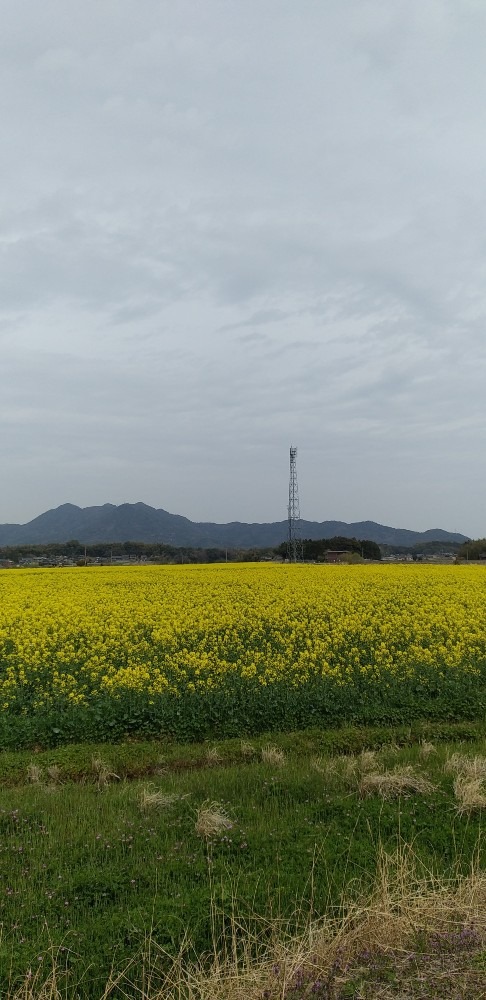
0;563;485;716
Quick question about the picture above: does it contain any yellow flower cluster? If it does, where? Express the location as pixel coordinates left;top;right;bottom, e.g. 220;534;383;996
0;563;484;711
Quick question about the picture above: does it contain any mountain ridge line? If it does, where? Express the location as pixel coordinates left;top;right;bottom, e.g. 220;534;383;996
0;502;468;549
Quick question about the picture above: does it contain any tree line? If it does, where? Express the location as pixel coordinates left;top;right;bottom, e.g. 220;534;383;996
6;534;472;565
1;536;383;564
275;536;382;561
0;540;275;564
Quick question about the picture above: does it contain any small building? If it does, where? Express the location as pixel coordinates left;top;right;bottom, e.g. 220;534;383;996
324;550;350;563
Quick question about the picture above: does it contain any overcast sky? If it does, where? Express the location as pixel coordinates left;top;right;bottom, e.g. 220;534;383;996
1;0;486;535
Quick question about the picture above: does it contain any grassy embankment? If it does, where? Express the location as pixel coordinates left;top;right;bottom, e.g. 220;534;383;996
0;722;485;998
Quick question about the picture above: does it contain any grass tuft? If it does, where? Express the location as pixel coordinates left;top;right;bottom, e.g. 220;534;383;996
139;786;189;811
195;800;234;838
445;753;486;781
453;775;486;814
335;749;380;788
91;756;120;788
359;765;436;799
205;746;223;767
1;728;486;997
26;763;43;784
309;755;334;777
419;739;437;758
46;765;62;784
445;753;486;813
261;745;285;767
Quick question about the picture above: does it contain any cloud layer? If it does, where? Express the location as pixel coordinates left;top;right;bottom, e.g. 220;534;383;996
1;1;486;535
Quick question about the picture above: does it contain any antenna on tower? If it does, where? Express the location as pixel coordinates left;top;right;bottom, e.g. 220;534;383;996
287;445;303;562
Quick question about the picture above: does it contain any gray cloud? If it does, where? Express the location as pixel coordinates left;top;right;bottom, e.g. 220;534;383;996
1;1;486;535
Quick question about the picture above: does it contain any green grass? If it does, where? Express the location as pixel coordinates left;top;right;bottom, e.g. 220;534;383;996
0;718;484;785
0;729;485;997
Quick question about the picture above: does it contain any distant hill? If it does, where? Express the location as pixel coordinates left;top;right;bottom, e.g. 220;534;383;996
0;503;468;549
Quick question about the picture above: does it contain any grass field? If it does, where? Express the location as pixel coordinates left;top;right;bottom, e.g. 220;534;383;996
0;726;485;998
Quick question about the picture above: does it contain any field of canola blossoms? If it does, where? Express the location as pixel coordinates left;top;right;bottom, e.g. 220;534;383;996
0;563;485;747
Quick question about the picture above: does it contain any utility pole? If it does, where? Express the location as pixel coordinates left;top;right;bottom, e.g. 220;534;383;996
287;445;303;562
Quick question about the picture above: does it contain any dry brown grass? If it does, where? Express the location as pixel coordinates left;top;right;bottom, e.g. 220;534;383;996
419;739;437;759
310;750;381;788
261;745;285;767
359;749;379;772
453;775;486;814
359;765;436;799
139;787;189;812
154;756;168;776
339;754;358;784
445;753;486;814
91;757;120;788
11;972;63;1000
309;755;335;777
26;764;63;788
445;752;486;781
26;763;43;784
333;749;380;789
205;746;223;767
195;800;234;838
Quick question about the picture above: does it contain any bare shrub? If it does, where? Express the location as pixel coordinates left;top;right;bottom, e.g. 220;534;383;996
195;800;234;838
359;765;436;799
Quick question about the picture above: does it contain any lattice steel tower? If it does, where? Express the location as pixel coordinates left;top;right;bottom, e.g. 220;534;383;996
287;445;303;562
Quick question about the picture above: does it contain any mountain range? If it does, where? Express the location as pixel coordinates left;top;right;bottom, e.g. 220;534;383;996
0;503;469;549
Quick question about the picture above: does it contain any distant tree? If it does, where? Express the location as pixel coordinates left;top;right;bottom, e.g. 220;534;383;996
360;539;381;560
457;539;486;561
274;537;381;561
